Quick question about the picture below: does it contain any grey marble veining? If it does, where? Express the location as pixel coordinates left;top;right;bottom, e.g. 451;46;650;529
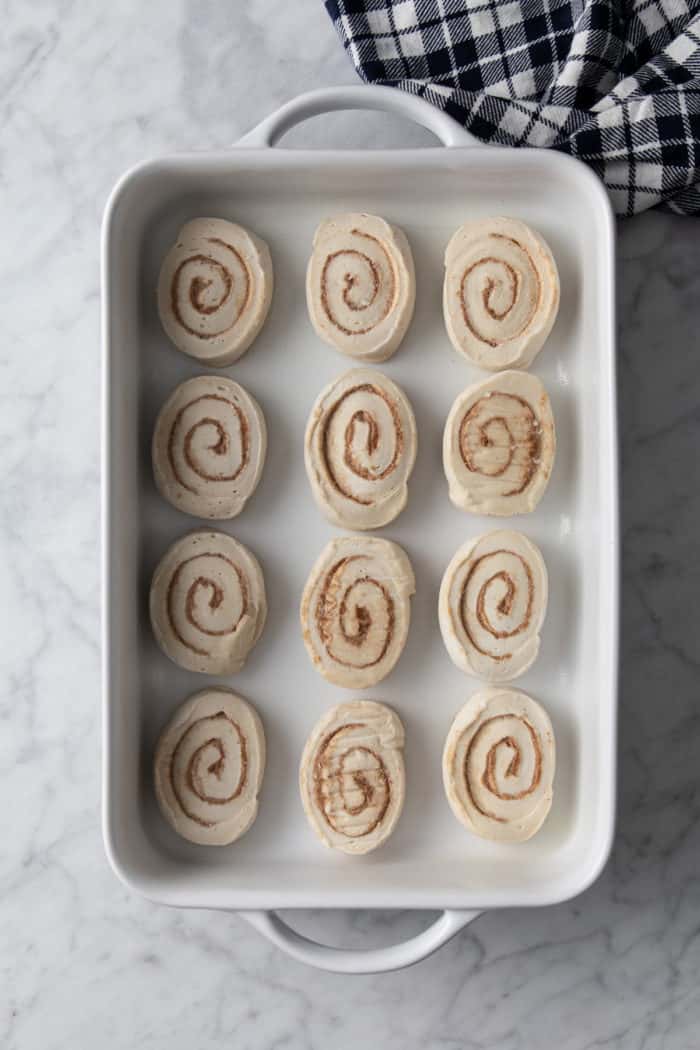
2;2;700;1047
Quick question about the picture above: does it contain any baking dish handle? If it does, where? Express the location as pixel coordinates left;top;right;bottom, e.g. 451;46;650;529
235;85;480;149
241;908;480;973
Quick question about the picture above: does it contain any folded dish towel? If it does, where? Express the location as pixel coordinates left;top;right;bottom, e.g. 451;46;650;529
325;0;700;216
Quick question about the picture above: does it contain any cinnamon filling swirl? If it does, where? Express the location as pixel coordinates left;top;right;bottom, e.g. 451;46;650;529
443;217;559;371
158;218;273;367
459;393;540;496
300;700;405;854
154;688;266;846
462;551;534;661
321;383;404;505
301;536;414;689
306;369;417;530
442;688;555;842
315;556;395;670
314;725;391;839
320;230;396;336
167;394;250;494
465;715;542;822
153;377;266;520
151;531;266;676
459;235;541;348
166;553;249;657
171;239;251;340
307;214;415;363
171;712;248;827
440;530;547;682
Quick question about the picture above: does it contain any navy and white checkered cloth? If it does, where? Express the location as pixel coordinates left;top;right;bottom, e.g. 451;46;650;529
325;0;700;215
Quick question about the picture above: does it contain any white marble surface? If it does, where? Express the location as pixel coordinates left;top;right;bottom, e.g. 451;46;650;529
3;1;700;1046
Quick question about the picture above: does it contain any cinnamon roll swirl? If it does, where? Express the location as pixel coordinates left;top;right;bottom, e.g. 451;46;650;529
304;369;417;530
300;701;405;855
149;530;267;675
443;370;556;516
301;536;415;688
306;213;415;362
154;688;265;846
152;376;266;519
443;217;559;371
439;531;548;681
157;218;273;366
443;688;555;842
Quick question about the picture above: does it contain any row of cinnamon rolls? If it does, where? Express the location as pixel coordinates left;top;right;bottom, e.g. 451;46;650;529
152;367;556;526
155;691;555;852
149;529;547;686
158;214;559;371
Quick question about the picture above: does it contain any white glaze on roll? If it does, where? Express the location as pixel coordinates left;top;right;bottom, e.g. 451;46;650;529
158;218;273;366
306;213;415;362
301;536;415;688
149;530;267;674
443;687;555;842
305;368;417;530
443;217;559;371
154;688;265;846
152;376;266;519
300;700;405;855
439;530;548;682
443;370;556;516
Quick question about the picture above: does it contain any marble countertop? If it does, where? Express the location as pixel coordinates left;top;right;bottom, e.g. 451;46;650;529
3;2;700;1047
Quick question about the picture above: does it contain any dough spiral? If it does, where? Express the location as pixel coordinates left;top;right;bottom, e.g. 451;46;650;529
443;217;559;371
443;370;555;516
306;213;415;362
443;688;555;842
300;701;405;855
157;218;273;366
301;536;415;688
149;530;267;675
152;376;266;519
305;368;417;530
439;530;548;682
154;688;265;846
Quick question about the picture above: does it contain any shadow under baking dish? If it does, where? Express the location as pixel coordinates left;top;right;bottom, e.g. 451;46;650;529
102;146;617;912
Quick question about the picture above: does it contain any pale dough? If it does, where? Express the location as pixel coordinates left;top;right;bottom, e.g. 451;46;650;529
149;530;267;675
301;535;415;688
300;700;405;855
443;216;559;371
443;687;555;842
439;530;548;681
158;217;273;366
443;370;556;516
152;376;266;519
305;368;417;529
307;213;415;362
154;688;265;846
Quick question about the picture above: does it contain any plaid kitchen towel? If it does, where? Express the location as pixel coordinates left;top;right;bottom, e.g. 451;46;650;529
325;0;700;215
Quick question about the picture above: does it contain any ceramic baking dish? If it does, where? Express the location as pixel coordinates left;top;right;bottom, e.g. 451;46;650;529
102;86;618;973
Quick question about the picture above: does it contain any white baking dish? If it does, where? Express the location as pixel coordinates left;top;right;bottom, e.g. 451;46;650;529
102;86;618;973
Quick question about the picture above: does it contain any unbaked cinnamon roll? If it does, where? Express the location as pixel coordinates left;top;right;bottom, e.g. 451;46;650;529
439;530;548;681
443;217;559;371
300;700;405;855
443;370;556;516
305;368;417;529
301;536;415;688
154;688;265;846
152;376;266;519
157;218;273;366
306;213;415;362
443;688;555;842
149;530;267;675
